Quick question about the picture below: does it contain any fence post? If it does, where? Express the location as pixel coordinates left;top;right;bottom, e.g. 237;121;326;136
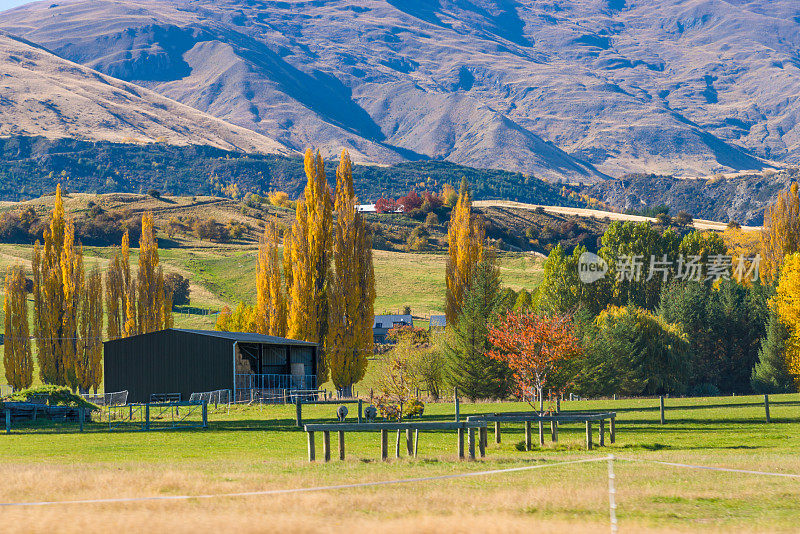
585;421;593;450
495;421;501;443
406;429;413;456
395;429;402;458
145;403;150;431
457;427;465;459
764;394;771;423
610;417;616;444
479;427;486;458
468;428;476;460
414;429;419;458
202;401;208;429
79;408;85;432
525;421;532;451
307;431;316;462
323;431;331;462
608;455;618;534
5;408;10;434
538;421;544;446
358;399;363;424
295;398;303;428
381;429;388;461
338;430;345;461
659;396;665;425
454;387;460;422
599;419;605;447
551;420;558;442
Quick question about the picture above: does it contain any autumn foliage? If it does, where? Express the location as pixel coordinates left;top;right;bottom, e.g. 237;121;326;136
486;311;582;405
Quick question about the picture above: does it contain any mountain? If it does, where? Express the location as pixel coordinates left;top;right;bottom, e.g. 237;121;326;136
0;30;292;154
5;0;798;181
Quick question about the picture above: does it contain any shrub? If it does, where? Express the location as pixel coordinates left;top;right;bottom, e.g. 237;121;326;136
403;398;425;418
3;385;99;410
424;212;439;228
147;189;161;198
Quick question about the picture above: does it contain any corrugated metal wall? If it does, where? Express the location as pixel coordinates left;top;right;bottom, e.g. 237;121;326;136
104;330;319;403
104;330;234;403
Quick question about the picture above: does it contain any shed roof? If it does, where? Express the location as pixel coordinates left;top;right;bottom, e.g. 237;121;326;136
373;314;414;328
104;328;317;347
429;315;447;327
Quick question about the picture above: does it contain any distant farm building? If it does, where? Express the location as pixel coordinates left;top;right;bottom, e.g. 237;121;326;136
357;204;376;213
429;315;446;331
104;329;318;403
373;314;414;343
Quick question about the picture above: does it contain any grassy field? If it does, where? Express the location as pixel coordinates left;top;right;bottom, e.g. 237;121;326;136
1;394;799;533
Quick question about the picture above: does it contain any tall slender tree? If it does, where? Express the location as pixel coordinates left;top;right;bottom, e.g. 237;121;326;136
32;184;83;386
61;218;84;390
105;230;134;340
76;266;103;393
3;266;33;390
761;182;800;283
445;178;484;326
286;198;314;341
256;218;287;336
136;212;171;334
285;149;333;383
326;150;375;395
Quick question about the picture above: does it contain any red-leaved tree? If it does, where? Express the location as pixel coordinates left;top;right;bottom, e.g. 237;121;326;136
486;311;582;411
375;197;397;213
398;191;423;212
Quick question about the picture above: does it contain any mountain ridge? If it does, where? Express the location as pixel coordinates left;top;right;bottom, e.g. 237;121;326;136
4;0;796;179
0;29;294;155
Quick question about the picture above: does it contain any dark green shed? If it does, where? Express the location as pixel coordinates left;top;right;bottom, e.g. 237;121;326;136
104;329;318;403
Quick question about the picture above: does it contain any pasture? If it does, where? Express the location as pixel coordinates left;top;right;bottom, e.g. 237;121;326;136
2;394;800;533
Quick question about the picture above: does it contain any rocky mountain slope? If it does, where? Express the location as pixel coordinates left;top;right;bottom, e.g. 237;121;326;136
0;31;292;154
4;0;799;181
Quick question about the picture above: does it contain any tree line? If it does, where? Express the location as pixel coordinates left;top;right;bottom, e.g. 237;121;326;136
381;181;800;405
3;185;172;393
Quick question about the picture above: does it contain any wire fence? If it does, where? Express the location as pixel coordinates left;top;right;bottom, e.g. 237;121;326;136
81;391;128;407
189;390;231;413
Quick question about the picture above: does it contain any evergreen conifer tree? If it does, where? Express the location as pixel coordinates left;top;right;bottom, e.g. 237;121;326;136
751;310;794;393
444;258;512;400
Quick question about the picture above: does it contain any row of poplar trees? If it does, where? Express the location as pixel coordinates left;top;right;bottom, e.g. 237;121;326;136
3;185;172;392
253;149;375;396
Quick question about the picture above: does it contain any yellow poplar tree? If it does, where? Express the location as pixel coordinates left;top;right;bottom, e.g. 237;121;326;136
326;150;375;395
136;212;171;334
3;266;33;390
61;218;85;390
772;252;800;389
285;149;333;383
76;266;103;393
445;178;485;325
105;230;134;340
256;218;287;336
761;182;800;283
33;184;83;386
286;198;314;341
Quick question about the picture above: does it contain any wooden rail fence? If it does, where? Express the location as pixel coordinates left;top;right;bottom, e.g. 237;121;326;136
466;412;616;450
303;421;488;462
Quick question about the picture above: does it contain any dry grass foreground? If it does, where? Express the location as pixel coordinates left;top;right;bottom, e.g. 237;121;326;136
2;397;800;533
